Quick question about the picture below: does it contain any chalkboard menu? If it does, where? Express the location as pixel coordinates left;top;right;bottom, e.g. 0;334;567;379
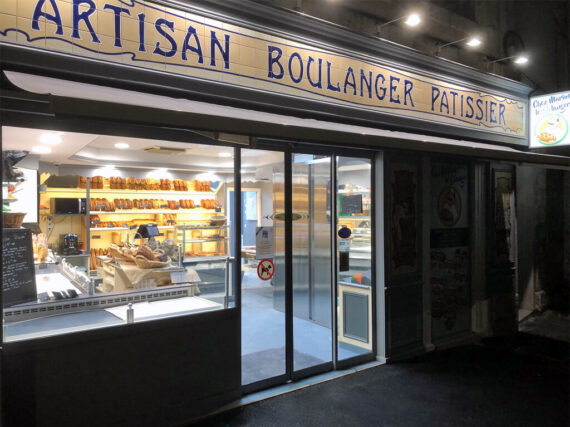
2;228;37;307
340;194;363;216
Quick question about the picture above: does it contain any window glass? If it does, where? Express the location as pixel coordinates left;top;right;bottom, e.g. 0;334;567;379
336;156;373;360
239;148;286;385
2;126;235;341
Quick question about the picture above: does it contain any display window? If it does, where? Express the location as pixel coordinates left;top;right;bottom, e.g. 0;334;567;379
1;126;236;341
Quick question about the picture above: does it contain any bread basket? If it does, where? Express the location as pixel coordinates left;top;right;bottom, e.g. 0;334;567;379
134;256;171;269
3;212;26;228
209;215;227;226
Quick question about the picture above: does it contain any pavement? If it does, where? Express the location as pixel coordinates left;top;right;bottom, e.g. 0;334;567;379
189;333;569;427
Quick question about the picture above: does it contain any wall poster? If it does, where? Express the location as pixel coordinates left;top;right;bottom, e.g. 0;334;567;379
493;170;514;265
430;162;470;339
389;161;419;278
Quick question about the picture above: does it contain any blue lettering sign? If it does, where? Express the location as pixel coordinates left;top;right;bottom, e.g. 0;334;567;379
103;4;130;48
389;75;400;104
360;70;372;98
181;25;203;63
72;0;100;43
267;46;284;79
153;18;177;58
210;31;230;69
326;61;340;92
431;87;440;111
465;96;474;118
375;73;386;100
137;13;145;52
32;0;63;35
344;67;356;95
288;52;303;83
404;80;414;107
307;57;322;89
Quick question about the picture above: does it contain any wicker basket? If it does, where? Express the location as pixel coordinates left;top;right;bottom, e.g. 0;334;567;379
134;255;171;269
209;215;227;226
3;212;26;228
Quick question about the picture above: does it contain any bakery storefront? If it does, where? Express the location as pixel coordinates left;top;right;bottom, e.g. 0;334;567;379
1;0;568;425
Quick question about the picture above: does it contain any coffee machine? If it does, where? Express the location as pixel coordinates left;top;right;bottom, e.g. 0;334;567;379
61;233;80;255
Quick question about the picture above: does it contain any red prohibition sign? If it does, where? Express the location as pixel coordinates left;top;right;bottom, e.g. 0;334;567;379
257;258;275;280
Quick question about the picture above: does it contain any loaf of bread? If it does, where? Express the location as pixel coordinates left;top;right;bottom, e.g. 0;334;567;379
135;246;155;260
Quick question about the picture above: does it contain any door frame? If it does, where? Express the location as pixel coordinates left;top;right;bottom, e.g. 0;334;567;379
240;141;378;392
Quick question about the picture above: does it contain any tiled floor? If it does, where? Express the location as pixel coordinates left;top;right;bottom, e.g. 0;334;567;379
241;273;367;385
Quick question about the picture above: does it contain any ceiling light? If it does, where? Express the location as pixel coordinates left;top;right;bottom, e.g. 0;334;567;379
404;13;421;27
115;142;130;149
39;133;62;145
32;145;52;154
466;37;482;47
218;152;232;157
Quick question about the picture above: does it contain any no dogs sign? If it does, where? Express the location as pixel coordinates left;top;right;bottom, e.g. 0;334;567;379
257;259;275;281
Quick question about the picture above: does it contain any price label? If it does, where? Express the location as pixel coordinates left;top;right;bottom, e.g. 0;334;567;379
95;204;105;210
92;235;101;239
176;204;182;208
107;224;114;228
160;204;168;208
121;223;129;228
140;204;148;209
167;220;175;224
117;204;125;209
92;220;101;225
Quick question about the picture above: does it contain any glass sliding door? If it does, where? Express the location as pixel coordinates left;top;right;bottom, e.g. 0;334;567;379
240;148;376;390
240;149;286;386
291;153;333;372
336;156;374;361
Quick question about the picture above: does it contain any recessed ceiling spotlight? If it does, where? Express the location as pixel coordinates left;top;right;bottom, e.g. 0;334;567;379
39;133;62;145
115;142;130;149
32;145;52;154
466;37;482;47
218;152;232;157
404;13;421;27
514;55;529;65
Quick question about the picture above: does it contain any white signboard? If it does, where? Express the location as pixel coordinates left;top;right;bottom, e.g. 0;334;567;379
530;91;570;148
255;227;274;260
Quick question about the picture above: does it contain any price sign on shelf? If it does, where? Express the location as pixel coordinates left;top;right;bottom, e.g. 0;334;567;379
257;258;275;281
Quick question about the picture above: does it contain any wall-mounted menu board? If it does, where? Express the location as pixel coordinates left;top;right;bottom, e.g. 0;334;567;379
2;228;37;307
340;194;363;216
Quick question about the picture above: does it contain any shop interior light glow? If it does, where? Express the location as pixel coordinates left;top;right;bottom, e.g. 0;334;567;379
39;133;62;145
218;152;232;157
114;142;130;149
32;145;52;154
404;13;421;27
514;55;528;64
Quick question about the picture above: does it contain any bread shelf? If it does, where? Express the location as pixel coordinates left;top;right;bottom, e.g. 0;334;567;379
184;237;230;243
90;226;175;232
46;187;215;196
89;209;217;215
